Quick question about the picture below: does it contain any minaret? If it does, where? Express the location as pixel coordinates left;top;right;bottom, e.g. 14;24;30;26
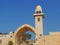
33;5;44;36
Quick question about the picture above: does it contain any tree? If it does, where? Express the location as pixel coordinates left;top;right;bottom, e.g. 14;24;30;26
18;33;32;45
22;33;31;42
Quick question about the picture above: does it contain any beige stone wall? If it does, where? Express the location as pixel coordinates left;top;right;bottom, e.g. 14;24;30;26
44;34;60;45
0;37;14;45
0;32;14;45
0;32;60;45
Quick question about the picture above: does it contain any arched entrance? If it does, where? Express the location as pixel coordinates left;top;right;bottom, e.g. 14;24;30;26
14;24;36;45
8;41;13;45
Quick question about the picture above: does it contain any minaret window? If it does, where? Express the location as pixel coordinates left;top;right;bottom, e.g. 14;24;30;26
36;11;39;13
39;11;41;13
38;18;40;21
40;34;42;36
36;11;41;14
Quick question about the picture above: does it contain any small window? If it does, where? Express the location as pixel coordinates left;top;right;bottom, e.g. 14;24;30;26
0;40;2;44
38;18;40;21
10;35;12;38
39;11;41;13
36;11;39;13
40;34;42;36
36;11;41;14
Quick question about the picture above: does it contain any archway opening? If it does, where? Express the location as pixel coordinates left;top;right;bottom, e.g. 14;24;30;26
18;31;35;45
14;24;36;45
25;31;35;40
8;41;13;45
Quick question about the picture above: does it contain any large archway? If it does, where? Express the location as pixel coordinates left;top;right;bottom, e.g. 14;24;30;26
14;24;37;45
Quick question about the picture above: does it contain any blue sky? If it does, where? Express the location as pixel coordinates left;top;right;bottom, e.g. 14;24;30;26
0;0;60;35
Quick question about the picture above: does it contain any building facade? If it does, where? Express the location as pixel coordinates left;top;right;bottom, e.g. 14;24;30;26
0;5;60;45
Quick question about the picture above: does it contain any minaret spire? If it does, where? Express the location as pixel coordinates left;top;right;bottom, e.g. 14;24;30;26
33;5;44;36
35;5;42;13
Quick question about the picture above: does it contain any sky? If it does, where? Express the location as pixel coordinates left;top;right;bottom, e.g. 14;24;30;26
0;0;60;36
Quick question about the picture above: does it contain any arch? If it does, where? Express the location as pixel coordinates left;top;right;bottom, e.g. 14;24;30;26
14;24;36;38
8;41;13;45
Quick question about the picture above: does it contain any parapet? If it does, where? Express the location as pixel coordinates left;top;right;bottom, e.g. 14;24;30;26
49;32;60;35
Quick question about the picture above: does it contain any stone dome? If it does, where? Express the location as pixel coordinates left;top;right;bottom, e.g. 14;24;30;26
35;5;42;13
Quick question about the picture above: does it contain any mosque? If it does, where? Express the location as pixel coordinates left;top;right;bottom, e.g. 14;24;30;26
0;5;60;45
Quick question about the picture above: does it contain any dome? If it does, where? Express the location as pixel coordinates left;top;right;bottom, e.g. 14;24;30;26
10;32;13;34
35;5;42;13
9;32;13;35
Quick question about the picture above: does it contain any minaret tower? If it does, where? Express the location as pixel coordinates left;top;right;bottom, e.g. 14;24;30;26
33;5;44;36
